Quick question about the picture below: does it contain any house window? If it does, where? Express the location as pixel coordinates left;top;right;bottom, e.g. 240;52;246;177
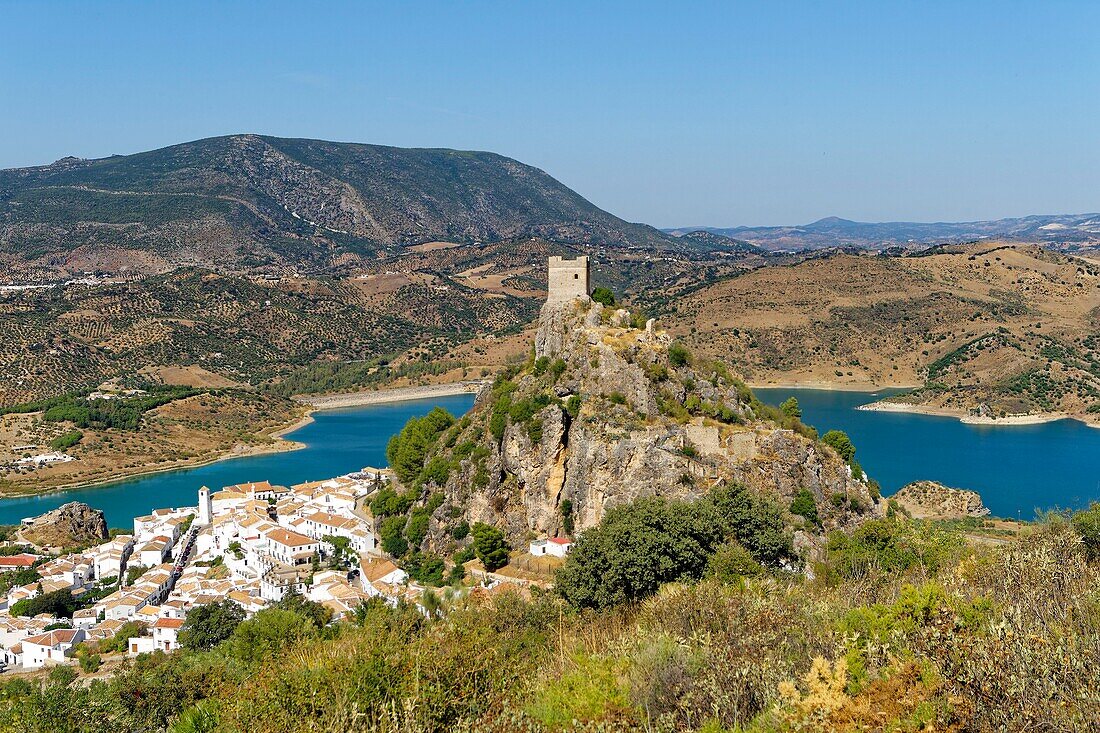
573;274;578;279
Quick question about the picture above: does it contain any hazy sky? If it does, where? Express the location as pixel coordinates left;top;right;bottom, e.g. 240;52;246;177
2;1;1098;226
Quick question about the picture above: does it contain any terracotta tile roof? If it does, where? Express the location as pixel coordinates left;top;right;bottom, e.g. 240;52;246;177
362;557;401;583
225;480;273;493
265;527;315;548
24;629;79;646
306;511;358;530
152;617;184;629
0;554;38;567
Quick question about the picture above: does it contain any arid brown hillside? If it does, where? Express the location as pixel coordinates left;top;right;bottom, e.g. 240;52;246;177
0;268;538;407
665;243;1100;419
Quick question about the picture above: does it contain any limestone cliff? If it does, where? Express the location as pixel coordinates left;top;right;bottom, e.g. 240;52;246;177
412;298;881;551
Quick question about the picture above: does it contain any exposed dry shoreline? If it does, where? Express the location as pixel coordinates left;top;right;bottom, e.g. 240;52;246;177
0;436;307;499
748;380;921;393
749;381;1100;429
296;380;485;410
857;400;1096;428
0;382;484;499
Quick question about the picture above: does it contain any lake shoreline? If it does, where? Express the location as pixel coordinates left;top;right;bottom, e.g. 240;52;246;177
0;436;308;501
0;383;484;501
856;399;1098;428
753;386;1100;518
748;380;921;393
295;380;486;410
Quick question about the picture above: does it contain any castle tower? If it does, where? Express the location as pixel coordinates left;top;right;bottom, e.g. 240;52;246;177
197;485;212;526
547;256;591;302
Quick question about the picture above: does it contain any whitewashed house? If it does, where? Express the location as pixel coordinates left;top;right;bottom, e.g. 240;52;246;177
264;528;317;567
22;628;85;669
151;617;184;651
529;537;573;558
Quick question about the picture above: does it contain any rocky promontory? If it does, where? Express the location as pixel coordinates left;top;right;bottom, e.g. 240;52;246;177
391;292;882;554
20;501;108;549
892;481;990;519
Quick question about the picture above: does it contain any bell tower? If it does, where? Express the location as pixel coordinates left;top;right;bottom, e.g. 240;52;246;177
197;485;212;526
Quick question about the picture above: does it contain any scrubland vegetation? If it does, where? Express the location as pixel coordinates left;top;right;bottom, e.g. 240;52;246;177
2;502;1097;732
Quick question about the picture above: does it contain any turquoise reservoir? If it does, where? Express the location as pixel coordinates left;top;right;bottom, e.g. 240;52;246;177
0;394;476;528
754;388;1100;519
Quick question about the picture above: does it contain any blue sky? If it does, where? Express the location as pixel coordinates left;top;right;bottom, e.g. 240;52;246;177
2;1;1097;226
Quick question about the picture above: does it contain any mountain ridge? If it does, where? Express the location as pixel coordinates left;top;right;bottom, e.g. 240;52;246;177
0;134;681;279
666;212;1100;251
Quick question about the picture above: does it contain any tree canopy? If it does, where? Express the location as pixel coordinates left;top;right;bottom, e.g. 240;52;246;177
822;430;856;463
590;286;616;307
555;484;791;609
179;599;246;650
385;407;455;484
470;523;509;571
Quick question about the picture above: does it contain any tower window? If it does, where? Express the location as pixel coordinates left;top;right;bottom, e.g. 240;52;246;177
574;274;578;279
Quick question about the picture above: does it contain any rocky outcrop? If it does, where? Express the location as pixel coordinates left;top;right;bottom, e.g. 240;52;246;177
891;481;989;519
424;299;880;549
21;501;108;548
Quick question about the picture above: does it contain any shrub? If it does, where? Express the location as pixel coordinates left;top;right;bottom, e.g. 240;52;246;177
228;608;317;667
380;515;409;557
591;286;616;307
560;499;575;536
704;483;793;565
780;397;802;419
385;407;455;484
49;429;83;451
369;487;414;517
789;488;820;527
1072;502;1100;559
419;456;452;487
822;430;856;462
668;343;691;367
11;589;77;618
556;497;723;609
48;666;77;687
126;564;150;585
404;552;446;586
824;519;962;582
706;542;763;583
79;652;102;673
451;521;470;541
405;509;432;549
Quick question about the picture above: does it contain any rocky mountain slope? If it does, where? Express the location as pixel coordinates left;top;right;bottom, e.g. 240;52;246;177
0;135;677;279
380;292;880;558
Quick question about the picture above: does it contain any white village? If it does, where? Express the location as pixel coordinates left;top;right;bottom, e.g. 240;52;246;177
0;467;571;672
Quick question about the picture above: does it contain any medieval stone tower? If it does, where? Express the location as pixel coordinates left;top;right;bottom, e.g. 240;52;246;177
547;255;591;302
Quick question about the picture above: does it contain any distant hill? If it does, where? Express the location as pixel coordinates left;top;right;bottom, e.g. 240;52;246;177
0;135;678;277
667;213;1100;251
672;229;765;254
